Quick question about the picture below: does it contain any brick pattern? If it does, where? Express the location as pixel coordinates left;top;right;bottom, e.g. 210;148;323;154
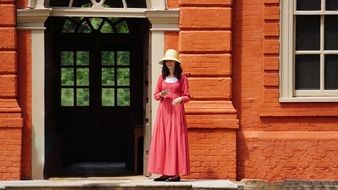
237;134;338;181
0;0;22;180
233;0;338;181
178;1;238;180
188;129;236;179
17;30;32;179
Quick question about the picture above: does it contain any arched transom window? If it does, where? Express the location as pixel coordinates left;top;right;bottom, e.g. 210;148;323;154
49;0;146;8
62;17;129;33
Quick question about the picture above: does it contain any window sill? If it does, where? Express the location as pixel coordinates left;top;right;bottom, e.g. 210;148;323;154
279;97;338;102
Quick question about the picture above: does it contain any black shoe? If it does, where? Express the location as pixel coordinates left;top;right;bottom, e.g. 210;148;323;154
154;175;169;181
166;176;180;182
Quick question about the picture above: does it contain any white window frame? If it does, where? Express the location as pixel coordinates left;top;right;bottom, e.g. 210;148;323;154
280;0;338;102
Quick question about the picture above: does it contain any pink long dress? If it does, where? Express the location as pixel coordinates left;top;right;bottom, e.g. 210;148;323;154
147;75;190;176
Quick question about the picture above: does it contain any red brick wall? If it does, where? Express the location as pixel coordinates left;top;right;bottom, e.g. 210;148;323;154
233;0;338;181
0;0;23;180
17;30;32;179
177;0;238;180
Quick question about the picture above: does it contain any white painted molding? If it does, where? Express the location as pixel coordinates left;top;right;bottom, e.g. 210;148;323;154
17;8;179;31
16;8;51;29
31;29;45;179
146;9;179;31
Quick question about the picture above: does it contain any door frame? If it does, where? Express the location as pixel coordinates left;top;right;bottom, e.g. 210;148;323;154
17;1;179;179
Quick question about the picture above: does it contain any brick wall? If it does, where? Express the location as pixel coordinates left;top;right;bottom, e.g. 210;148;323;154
17;30;32;179
233;0;338;181
178;0;238;180
0;0;23;179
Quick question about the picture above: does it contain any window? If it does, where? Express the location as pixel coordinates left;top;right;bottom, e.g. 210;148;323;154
60;50;90;106
60;50;131;107
49;0;146;8
280;0;338;102
62;17;129;33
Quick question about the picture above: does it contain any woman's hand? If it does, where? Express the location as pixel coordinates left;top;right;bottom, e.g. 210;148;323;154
160;90;169;97
172;97;182;105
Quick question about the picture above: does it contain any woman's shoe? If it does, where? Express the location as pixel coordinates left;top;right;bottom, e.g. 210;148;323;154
166;176;180;182
153;175;169;181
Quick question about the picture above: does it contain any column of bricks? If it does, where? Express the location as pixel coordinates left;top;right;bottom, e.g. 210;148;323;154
179;0;238;179
0;0;23;179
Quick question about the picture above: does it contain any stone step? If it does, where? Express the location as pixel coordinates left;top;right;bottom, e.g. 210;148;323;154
0;177;241;190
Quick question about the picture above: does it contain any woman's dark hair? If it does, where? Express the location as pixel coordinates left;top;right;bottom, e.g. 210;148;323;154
161;61;183;80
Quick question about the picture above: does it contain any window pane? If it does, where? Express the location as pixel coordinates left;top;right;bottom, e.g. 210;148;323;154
325;55;338;89
116;21;129;33
76;51;89;65
126;0;146;8
296;16;320;50
117;68;130;86
117;88;130;106
61;88;74;106
61;68;74;86
76;68;89;86
77;88;89;106
102;68;114;86
295;55;320;90
296;0;321;10
102;88;115;106
72;0;92;7
102;0;123;8
62;19;76;33
90;18;103;30
61;51;74;65
325;16;338;50
117;51;130;65
78;20;92;33
102;51;115;65
326;0;338;10
101;21;114;33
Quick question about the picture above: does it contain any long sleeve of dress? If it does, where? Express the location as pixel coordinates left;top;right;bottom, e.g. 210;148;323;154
180;75;190;104
154;75;163;101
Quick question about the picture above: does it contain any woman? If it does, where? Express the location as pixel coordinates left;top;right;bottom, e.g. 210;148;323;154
147;49;190;182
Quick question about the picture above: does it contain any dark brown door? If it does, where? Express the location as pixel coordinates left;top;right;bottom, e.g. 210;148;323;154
45;17;149;177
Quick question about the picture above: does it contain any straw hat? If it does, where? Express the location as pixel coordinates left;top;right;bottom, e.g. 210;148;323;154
159;49;181;64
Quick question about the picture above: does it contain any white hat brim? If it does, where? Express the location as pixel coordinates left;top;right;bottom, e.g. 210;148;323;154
159;56;181;65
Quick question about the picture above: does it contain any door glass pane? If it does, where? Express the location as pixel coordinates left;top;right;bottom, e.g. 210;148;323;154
295;55;320;90
101;21;114;33
117;51;130;65
325;55;338;89
102;88;115;106
117;68;130;86
117;88;130;106
102;51;115;65
326;0;338;10
102;68;114;86
325;16;338;50
296;16;320;50
61;68;74;86
61;88;74;106
76;51;89;65
297;0;321;10
77;88;89;106
78;20;92;33
76;68;89;86
89;18;103;30
116;21;129;33
61;51;74;65
62;19;76;33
